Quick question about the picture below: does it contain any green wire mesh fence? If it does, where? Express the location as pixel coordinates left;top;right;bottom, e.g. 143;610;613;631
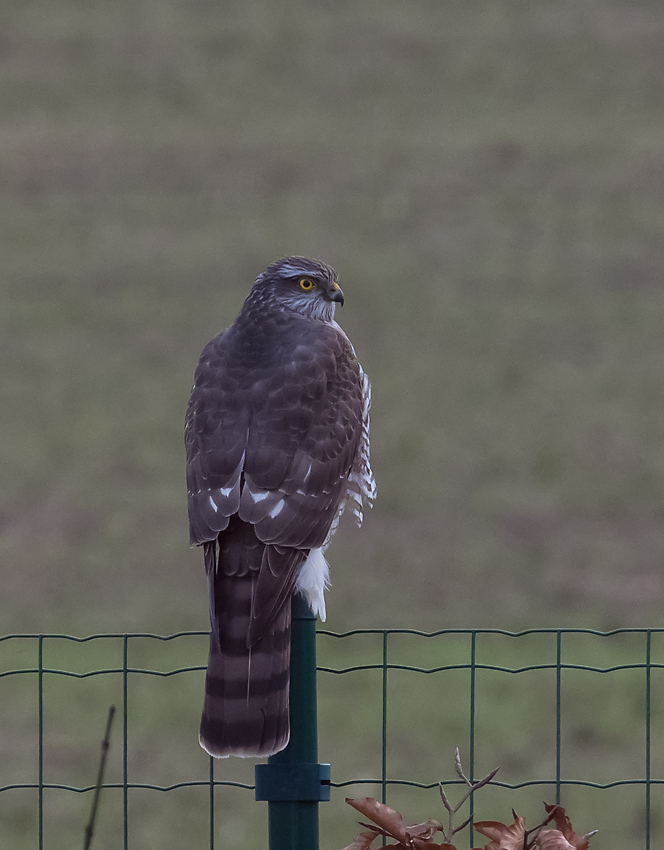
1;627;663;849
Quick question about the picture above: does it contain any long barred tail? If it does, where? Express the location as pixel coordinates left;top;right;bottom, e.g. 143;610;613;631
199;575;291;758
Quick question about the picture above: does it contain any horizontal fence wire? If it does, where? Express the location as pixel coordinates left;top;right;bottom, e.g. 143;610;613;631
1;628;661;849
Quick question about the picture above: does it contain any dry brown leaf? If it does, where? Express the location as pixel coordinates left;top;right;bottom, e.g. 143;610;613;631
543;804;591;850
345;797;446;848
536;830;576;850
415;841;457;850
474;814;527;850
341;829;382;850
405;818;444;843
346;798;411;844
414;839;458;850
343;838;456;850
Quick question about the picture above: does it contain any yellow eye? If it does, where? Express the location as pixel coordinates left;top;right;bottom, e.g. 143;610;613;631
299;278;315;291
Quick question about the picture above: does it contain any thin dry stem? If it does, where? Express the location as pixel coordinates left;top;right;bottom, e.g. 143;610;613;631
437;751;499;841
82;706;116;850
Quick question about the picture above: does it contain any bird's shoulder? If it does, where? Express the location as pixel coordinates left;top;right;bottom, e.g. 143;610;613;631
195;313;357;384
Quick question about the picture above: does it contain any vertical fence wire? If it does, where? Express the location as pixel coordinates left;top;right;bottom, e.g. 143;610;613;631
645;629;651;850
38;634;43;850
123;634;129;850
381;630;388;808
209;757;215;850
555;629;562;806
468;630;477;849
381;630;389;848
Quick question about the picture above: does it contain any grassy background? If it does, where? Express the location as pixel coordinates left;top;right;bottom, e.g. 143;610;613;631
2;0;664;847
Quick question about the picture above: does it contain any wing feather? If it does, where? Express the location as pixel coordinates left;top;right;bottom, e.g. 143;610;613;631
186;311;368;639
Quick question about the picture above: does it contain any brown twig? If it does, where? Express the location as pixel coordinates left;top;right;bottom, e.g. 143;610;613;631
437;748;499;841
82;705;116;850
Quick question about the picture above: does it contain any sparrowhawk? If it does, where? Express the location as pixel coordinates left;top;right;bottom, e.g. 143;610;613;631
185;257;375;758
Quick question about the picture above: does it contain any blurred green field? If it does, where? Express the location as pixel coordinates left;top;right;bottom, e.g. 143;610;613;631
2;0;664;847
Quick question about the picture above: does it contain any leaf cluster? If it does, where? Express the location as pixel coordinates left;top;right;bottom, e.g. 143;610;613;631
342;751;597;850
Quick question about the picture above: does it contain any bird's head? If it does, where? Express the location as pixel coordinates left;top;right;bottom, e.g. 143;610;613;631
253;257;344;321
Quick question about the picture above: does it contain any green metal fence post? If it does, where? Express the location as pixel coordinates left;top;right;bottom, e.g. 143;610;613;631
255;594;330;850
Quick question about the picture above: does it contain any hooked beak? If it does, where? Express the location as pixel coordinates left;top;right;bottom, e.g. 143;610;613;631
328;282;345;306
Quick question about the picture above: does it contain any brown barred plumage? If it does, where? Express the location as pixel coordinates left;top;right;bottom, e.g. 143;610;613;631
186;258;375;758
